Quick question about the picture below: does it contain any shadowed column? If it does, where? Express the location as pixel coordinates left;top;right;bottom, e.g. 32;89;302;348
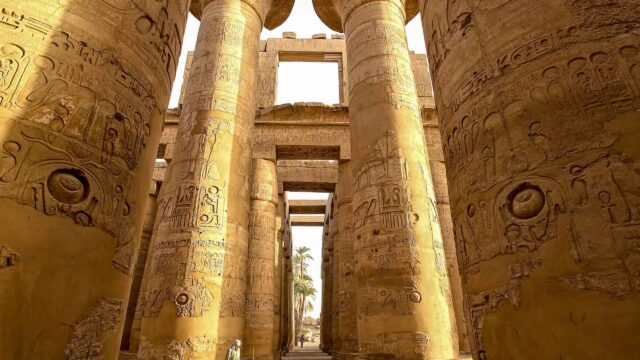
335;160;358;360
420;0;640;359
246;158;279;360
0;1;190;358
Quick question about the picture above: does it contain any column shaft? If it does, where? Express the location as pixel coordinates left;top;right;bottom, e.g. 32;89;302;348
423;115;470;352
246;158;278;360
0;0;189;358
123;182;161;351
320;220;334;354
344;1;458;359
421;0;640;359
336;161;358;360
138;0;261;358
275;195;286;358
329;199;341;356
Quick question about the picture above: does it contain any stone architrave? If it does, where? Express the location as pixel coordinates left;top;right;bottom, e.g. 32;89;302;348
0;1;190;358
420;0;640;359
246;158;279;360
314;0;459;359
137;1;292;358
335;161;358;360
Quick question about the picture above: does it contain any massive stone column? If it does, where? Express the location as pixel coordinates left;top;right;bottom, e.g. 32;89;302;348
275;194;286;358
0;1;189;358
335;161;358;360
122;181;161;352
314;1;459;359
246;158;278;360
422;110;470;353
329;198;341;355
286;221;296;351
419;1;640;359
137;1;292;358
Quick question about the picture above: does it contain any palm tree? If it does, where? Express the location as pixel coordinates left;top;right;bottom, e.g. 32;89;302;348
293;247;316;343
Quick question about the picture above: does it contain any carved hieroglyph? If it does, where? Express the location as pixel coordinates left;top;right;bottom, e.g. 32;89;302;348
314;0;459;358
138;0;263;358
421;0;640;358
0;0;189;358
245;158;278;360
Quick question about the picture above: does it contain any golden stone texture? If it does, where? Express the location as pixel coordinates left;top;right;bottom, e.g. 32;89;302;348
420;0;640;359
0;0;189;358
246;158;279;360
137;1;265;358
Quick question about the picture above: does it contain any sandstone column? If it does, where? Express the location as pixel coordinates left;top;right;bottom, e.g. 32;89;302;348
320;220;334;354
122;181;161;352
314;1;459;358
422;111;470;353
420;1;640;359
0;1;189;358
246;158;278;360
335;161;358;360
329;199;341;355
286;221;296;351
275;195;286;358
137;1;291;358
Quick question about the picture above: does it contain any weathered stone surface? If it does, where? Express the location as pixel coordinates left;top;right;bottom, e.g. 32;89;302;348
0;0;189;358
315;1;460;359
421;0;640;359
138;1;267;358
246;158;279;360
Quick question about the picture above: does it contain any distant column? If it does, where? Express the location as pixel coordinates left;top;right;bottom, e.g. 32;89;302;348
246;158;278;360
0;1;189;358
123;181;161;352
320;218;334;354
275;195;286;358
329;199;341;356
335;161;358;360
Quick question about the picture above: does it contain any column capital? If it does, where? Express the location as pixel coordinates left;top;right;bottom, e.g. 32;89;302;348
192;0;294;29
312;0;419;32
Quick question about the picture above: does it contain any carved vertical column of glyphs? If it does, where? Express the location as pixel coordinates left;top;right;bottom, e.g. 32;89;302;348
0;0;190;358
137;0;263;358
320;216;334;354
422;109;470;353
340;0;459;358
335;160;358;360
274;194;286;358
246;158;278;360
122;180;161;352
421;0;640;359
329;197;341;356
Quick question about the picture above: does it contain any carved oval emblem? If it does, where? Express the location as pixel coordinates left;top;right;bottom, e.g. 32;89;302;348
408;290;422;304
176;293;189;306
47;169;89;205
509;185;545;219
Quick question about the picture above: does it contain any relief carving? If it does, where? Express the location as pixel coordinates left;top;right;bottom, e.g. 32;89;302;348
64;297;124;360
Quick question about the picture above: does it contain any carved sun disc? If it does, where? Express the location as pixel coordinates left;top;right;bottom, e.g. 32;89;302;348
47;169;89;205
510;186;545;219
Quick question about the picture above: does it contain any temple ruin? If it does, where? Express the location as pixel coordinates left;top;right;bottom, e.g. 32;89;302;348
1;1;639;360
